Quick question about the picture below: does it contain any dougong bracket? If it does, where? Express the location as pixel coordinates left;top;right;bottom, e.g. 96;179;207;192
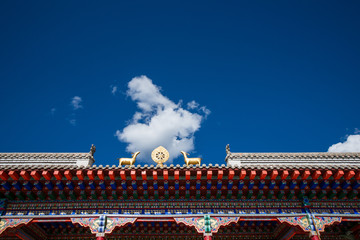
278;216;341;237
0;218;33;235
71;216;137;234
174;215;239;233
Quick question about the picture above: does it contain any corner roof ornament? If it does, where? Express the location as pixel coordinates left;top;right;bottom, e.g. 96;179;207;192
89;144;96;156
226;144;231;155
225;144;234;165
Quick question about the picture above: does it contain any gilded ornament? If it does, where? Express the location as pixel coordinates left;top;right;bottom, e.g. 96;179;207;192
181;151;202;166
151;146;169;167
118;152;140;167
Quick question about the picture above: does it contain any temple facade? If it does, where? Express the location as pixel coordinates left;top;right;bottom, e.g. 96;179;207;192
0;145;360;240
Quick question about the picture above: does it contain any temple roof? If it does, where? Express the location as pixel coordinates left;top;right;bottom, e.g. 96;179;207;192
0;145;96;167
225;151;360;169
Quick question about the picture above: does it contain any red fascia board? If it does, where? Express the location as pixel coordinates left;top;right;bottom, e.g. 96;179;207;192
20;171;31;181
291;170;300;180
77;170;84;180
312;170;321;180
185;171;191;180
53;171;62;180
42;171;52;181
120;170;126;180
153;171;158;180
163;170;168;180
228;170;234;180
345;171;355;180
174;170;180;180
87;170;95;180
0;171;9;180
9;171;19;180
97;170;104;180
31;171;41;180
217;170;223;180
239;170;246;180
64;170;72;180
302;170;310;180
141;171;147;180
249;170;256;180
109;170;116;180
196;171;202;180
281;170;289;180
131;170;137;180
270;170;278;180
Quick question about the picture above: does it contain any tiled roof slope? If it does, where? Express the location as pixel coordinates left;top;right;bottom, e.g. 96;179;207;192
0;145;96;167
225;150;360;169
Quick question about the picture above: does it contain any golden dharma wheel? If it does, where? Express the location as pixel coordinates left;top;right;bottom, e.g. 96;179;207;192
151;146;169;167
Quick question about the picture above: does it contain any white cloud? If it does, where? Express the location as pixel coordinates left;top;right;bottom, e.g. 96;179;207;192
71;96;83;110
115;75;210;163
328;135;360;152
187;100;199;109
111;85;118;95
187;100;211;117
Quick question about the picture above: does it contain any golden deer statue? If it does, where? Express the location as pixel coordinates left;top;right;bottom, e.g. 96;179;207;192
118;152;140;167
181;151;202;166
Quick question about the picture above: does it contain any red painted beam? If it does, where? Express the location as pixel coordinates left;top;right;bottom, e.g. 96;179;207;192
174;170;180;180
77;170;84;180
196;171;202;180
228;170;234;180
281;170;289;180
87;170;95;180
0;170;9;180
131;170;137;180
312;170;321;180
185;171;191;180
249;170;256;180
345;171;355;180
163;170;168;180
323;170;332;180
270;170;278;180
9;171;20;180
42;171;51;181
120;170;126;180
207;170;212;180
109;170;116;180
334;170;344;180
141;171;147;180
239;170;246;180
218;170;223;180
97;170;104;180
30;171;41;180
53;171;62;180
260;170;267;180
302;170;310;180
64;170;72;180
153;171;158;180
291;170;300;180
20;171;31;181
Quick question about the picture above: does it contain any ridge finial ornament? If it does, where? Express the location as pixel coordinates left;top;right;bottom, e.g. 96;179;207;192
226;144;231;155
151;146;169;167
90;144;96;156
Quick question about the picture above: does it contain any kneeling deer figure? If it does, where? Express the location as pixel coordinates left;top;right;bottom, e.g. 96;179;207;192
181;151;202;166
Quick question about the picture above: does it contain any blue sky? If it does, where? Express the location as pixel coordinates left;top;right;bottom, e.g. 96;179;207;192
0;1;359;166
